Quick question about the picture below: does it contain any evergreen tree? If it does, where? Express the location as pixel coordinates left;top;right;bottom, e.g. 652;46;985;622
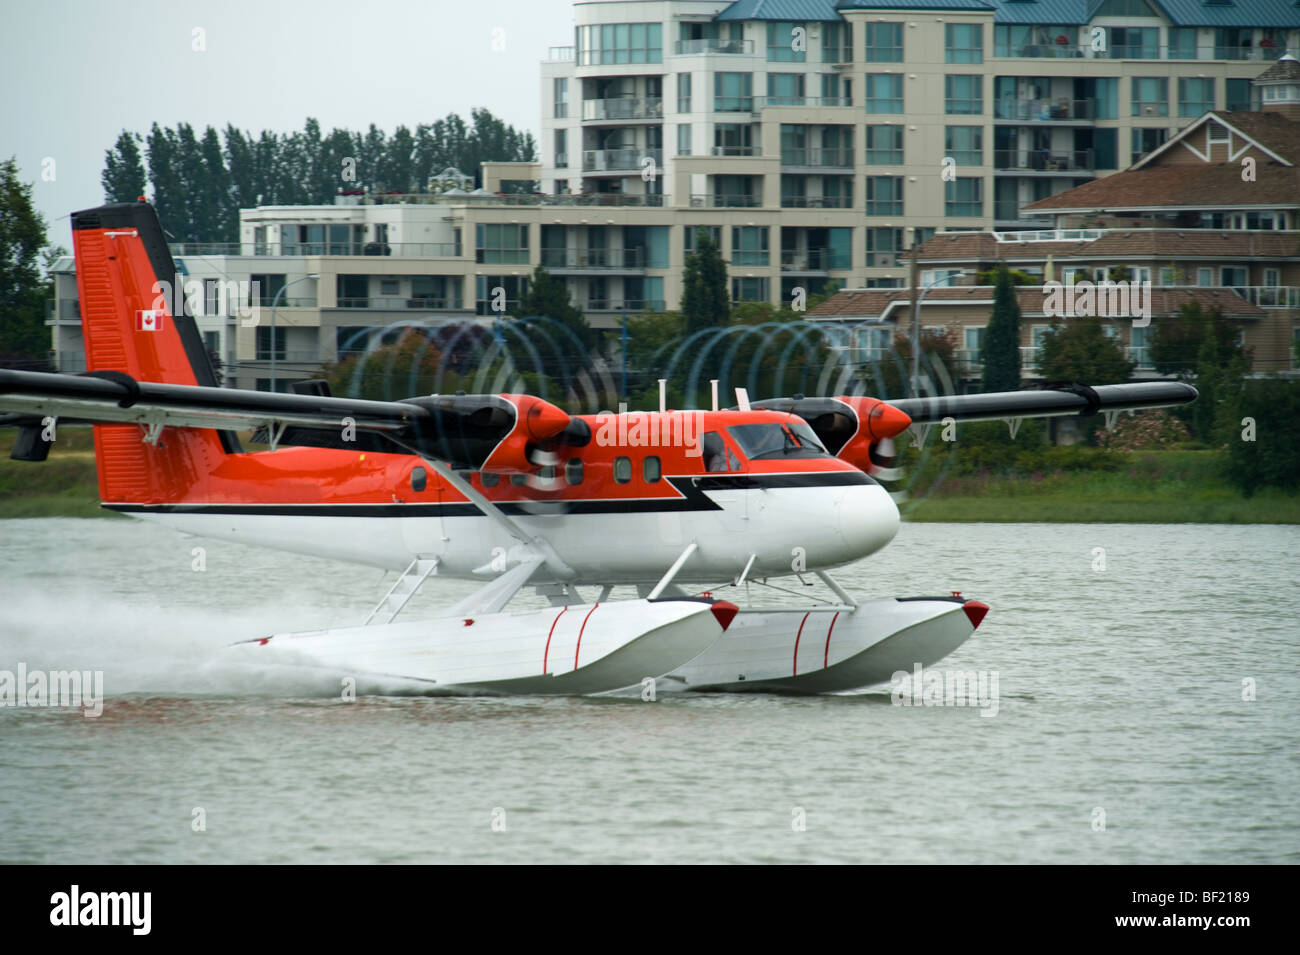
1037;318;1134;385
101;131;146;203
981;261;1022;392
682;228;729;338
1149;301;1243;379
0;158;53;367
513;265;595;385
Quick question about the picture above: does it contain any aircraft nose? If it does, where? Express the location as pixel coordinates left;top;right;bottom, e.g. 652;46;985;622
835;482;900;557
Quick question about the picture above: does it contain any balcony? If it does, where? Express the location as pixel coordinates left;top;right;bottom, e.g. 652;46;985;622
711;145;762;157
171;241;462;258
713;96;756;113
995;97;1097;122
731;250;769;267
759;96;852;109
334;297;461;310
780;147;855;168
581;97;663;122
780;195;853;209
540;248;646;271
691;193;762;208
780;249;845;272
674;38;754;56
1132;101;1170;118
582;148;663;173
585;299;668;312
1239;286;1300;309
994;149;1094;173
252;350;322;364
995;43;1291;61
547;46;574;61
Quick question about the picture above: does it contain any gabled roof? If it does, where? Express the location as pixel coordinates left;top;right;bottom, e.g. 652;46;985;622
913;229;1300;262
992;1;1090;25
1022;162;1300;213
833;0;994;10
1151;1;1300;29
808;285;1266;320
1255;54;1300;84
717;0;844;20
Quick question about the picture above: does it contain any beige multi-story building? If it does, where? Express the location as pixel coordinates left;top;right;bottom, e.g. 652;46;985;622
47;1;1300;390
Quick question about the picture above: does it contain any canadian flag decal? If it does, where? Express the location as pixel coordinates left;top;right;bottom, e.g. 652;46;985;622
136;310;164;332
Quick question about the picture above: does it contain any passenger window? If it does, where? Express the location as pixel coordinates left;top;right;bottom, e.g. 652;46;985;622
481;472;499;488
410;466;427;492
565;457;584;485
702;432;730;473
643;455;661;483
510;473;527;487
613;456;632;484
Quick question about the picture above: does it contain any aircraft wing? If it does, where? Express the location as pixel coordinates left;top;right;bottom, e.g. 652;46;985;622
0;369;580;467
887;381;1198;425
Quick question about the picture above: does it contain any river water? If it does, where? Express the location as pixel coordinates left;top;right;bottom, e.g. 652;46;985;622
0;518;1296;864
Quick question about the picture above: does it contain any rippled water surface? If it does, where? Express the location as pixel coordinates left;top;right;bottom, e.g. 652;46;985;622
1;518;1296;863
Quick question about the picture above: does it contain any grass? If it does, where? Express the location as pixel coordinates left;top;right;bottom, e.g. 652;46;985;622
1;430;1295;523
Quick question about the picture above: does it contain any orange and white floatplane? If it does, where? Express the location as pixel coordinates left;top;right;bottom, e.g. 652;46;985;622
0;203;1198;695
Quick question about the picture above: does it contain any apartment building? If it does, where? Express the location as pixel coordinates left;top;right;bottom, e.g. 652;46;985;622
47;1;1300;390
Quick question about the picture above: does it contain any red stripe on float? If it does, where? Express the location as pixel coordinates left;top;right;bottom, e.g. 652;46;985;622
823;612;840;669
574;603;600;670
792;611;811;676
543;606;567;675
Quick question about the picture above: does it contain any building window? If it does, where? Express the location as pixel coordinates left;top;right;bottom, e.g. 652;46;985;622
684;225;721;253
731;226;769;266
1196;268;1213;286
715;123;756;156
475;275;528;315
575;22;663;65
677;123;692;156
865;22;902;62
995;24;1078;58
1131;77;1168;117
1178;77;1214;117
553;179;569;195
553;78;568;118
554;128;567;168
767;21;805;62
945;126;982;165
677;72;691;112
865;125;903;164
1221;267;1247;289
865;227;903;267
865;73;903;113
823;21;852;63
767;72;805;106
731;276;769;302
714;72;753;112
1168;27;1198;59
1225;77;1252;111
1109;26;1158;59
945;23;982;64
945;177;983;217
475;224;529;265
865;176;903;216
1131;127;1167;164
945;75;982;115
256;326;285;361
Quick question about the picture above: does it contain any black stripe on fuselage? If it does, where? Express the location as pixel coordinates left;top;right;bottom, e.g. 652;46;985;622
102;470;876;518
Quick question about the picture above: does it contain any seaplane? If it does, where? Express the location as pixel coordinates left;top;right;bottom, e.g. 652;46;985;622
0;202;1197;695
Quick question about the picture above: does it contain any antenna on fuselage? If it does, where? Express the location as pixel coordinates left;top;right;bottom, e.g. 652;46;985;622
710;379;719;412
734;387;751;412
659;378;667;414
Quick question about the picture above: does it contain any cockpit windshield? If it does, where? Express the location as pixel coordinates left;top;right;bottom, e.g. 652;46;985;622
727;422;830;461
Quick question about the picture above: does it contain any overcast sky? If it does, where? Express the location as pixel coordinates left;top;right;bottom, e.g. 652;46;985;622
1;0;576;248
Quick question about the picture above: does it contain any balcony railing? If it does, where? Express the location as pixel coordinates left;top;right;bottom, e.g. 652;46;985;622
582;148;664;172
1239;286;1300;308
585;299;668;312
540;248;646;270
994;148;1094;172
995;97;1097;121
759;96;852;108
172;241;464;258
334;297;461;310
713;96;755;112
995;43;1291;61
711;145;762;157
1132;101;1170;118
674;38;754;55
1020;346;1042;369
581;97;663;122
780;249;846;271
252;350;322;363
731;250;769;267
780;195;853;209
547;46;574;61
781;147;854;167
692;193;762;208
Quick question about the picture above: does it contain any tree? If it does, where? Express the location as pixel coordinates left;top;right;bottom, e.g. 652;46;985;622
1226;378;1300;495
682;228;729;339
102;131;146;203
1149;302;1243;379
1037;318;1135;385
0;158;53;368
512;265;596;387
981;262;1022;392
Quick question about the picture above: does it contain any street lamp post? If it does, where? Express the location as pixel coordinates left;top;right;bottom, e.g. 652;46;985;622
268;273;319;392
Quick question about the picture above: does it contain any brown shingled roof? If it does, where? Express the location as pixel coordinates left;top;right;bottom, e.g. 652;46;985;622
914;229;1300;262
1022;162;1300;213
808;286;1265;320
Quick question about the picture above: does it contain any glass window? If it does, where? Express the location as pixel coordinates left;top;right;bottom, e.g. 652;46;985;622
684;225;721;252
865;22;902;62
1169;27;1198;59
945;75;982;115
767;73;805;105
410;467;427;492
1178;77;1214;117
865;73;903;113
1130;127;1167;164
865;125;903;164
767;22;805;62
554;128;567;168
510;473;527;487
945;126;982;165
865;176;903;215
866;227;902;267
565;458;583;485
553;78;568;118
1131;77;1168;117
731;226;769;266
714;72;753;112
945;177;983;217
677;72;692;112
480;472;499;488
1225;78;1251;111
728;423;828;460
677;123;692;156
475;224;529;264
1110;26;1158;60
731;276;769;302
613;456;632;484
823;21;852;63
945;23;982;64
576;22;661;65
643;456;661;483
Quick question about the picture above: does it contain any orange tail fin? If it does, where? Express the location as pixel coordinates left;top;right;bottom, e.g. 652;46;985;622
70;202;235;505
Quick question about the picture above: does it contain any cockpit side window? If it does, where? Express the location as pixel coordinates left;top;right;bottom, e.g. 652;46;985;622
702;431;730;473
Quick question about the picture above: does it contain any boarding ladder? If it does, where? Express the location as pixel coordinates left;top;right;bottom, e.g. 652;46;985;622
364;558;439;625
